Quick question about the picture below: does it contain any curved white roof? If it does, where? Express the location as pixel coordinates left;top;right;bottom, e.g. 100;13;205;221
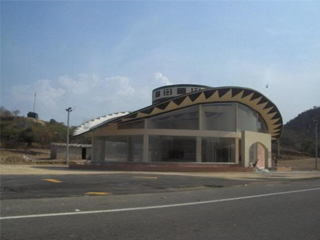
73;112;130;136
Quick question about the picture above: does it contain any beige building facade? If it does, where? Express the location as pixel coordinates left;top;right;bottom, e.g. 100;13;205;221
75;85;282;169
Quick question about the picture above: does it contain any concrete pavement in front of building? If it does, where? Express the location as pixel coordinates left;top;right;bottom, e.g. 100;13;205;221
1;164;320;180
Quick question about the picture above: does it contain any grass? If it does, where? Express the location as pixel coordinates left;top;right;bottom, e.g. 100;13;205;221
278;158;319;170
0;147;66;164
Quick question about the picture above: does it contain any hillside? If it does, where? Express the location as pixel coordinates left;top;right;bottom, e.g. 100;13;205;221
281;106;320;157
1;106;319;158
0;108;91;148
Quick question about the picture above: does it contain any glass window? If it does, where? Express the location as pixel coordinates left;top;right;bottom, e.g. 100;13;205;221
163;88;172;96
118;120;144;129
201;103;236;131
147;105;199;130
237;104;268;133
257;115;268;133
202;137;235;163
155;91;160;98
149;135;196;162
177;88;186;94
104;135;143;162
191;87;201;92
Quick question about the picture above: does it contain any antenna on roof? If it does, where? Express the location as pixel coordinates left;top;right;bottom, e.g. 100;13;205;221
33;92;37;112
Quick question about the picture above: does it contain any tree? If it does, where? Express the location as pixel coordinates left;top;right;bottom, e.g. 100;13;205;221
19;127;34;147
0;106;12;117
12;109;20;116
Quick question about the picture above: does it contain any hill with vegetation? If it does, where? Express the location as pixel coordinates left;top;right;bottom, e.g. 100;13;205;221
280;106;320;157
0;107;90;148
1;106;319;158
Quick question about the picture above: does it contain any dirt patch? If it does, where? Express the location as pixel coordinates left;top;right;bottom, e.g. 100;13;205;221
278;158;319;170
5;148;49;156
1;147;50;161
1;155;33;164
1;147;55;164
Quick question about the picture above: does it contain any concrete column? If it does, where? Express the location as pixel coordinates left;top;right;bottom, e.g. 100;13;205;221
267;149;272;168
235;138;239;164
99;137;106;162
241;131;272;168
196;137;202;162
92;136;98;162
241;132;249;167
143;134;149;162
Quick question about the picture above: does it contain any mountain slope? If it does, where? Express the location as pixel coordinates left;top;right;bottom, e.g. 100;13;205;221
281;106;320;156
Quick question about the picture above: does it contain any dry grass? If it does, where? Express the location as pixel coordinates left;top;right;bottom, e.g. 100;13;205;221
278;158;319;170
0;147;66;164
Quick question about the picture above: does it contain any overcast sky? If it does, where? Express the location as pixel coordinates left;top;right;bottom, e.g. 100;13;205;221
1;1;319;126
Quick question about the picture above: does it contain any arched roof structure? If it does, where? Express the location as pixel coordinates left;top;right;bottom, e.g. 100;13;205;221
75;86;283;141
73;112;130;136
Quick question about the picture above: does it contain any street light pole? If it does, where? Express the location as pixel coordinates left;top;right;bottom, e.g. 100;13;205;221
66;107;72;165
314;118;318;170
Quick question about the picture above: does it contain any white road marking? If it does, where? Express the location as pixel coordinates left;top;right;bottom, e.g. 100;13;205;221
1;187;320;221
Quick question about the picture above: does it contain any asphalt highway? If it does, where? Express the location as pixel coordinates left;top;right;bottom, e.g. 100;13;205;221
1;174;320;240
0;173;253;200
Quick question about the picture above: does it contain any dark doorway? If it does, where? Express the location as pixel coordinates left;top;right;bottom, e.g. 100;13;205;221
82;148;86;159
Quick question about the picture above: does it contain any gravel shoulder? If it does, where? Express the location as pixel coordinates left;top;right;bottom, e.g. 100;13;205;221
1;164;320;181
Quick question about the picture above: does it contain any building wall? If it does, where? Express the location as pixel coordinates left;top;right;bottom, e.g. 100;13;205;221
92;128;241;164
50;145;92;160
152;85;208;104
90;102;273;168
241;131;272;168
91;128;272;168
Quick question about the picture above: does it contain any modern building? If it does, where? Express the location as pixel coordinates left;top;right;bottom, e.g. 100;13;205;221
74;84;282;170
50;143;92;160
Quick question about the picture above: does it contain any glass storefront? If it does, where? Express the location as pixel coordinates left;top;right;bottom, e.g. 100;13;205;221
149;135;196;162
237;104;267;133
144;102;267;133
96;103;268;163
100;135;236;163
201;103;236;131
202;137;235;163
147;105;199;130
104;135;143;162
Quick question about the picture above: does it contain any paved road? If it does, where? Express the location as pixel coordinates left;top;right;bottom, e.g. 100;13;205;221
0;173;255;200
1;175;320;240
2;170;319;200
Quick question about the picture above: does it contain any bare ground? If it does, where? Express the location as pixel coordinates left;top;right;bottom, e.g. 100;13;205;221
0;148;65;164
1;147;318;170
278;158;319;170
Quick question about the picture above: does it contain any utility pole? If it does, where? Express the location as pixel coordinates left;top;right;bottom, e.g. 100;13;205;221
33;92;37;112
313;118;318;170
66;107;72;165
